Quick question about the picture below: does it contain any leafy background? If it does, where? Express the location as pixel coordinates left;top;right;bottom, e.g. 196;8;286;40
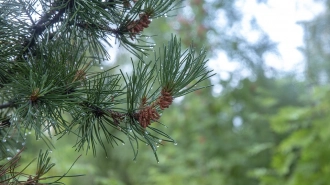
16;0;330;184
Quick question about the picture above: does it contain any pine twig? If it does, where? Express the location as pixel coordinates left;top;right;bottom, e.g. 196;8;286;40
0;102;14;110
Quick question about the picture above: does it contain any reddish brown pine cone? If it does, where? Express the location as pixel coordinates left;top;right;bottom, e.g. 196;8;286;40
135;89;173;128
138;106;160;128
159;89;173;110
109;110;125;125
127;13;151;39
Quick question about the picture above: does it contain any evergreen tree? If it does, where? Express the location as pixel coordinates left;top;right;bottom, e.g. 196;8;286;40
0;0;213;183
254;2;330;184
300;10;330;84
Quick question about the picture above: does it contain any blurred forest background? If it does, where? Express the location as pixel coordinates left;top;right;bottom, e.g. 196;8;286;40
19;0;330;184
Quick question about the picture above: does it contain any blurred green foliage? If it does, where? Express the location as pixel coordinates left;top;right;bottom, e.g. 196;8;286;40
18;0;330;184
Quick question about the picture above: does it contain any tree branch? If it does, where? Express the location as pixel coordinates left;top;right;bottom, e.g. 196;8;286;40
22;9;65;55
0;102;14;110
21;0;75;56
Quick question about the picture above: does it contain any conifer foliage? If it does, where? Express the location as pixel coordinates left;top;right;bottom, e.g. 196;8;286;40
0;0;213;183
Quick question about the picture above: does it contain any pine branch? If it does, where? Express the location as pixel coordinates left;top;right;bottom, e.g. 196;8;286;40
0;102;14;110
0;0;214;180
21;0;74;55
2;0;178;63
0;148;82;184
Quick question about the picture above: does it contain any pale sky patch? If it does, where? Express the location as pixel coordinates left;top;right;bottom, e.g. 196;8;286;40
209;0;325;95
244;0;325;71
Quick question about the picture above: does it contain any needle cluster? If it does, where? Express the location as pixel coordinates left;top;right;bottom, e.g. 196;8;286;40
0;0;213;183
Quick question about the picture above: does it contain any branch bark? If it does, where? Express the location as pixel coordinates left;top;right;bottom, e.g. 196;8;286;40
0;102;15;110
21;1;71;55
